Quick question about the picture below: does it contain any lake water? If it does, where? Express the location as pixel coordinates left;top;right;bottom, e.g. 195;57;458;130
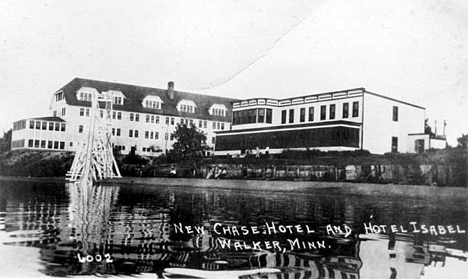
0;179;467;279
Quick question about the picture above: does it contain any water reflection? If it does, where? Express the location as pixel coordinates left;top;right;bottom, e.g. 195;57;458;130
0;180;466;278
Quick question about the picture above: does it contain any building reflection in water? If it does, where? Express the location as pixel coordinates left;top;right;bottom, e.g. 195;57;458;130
0;181;466;278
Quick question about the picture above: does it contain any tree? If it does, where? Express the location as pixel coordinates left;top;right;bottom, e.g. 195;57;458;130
0;129;12;153
172;123;208;159
457;134;468;148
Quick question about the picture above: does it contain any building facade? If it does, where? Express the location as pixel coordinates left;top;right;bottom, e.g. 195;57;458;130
11;78;237;156
214;88;444;155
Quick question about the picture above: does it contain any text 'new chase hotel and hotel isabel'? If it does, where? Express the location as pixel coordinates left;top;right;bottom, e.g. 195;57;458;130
11;78;446;155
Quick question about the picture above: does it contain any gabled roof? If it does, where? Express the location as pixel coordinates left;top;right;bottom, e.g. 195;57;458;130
57;78;238;121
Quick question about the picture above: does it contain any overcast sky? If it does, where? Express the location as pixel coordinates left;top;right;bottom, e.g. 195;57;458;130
1;0;467;145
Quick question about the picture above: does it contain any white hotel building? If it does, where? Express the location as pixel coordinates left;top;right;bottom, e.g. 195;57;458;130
11;78;236;156
214;88;446;155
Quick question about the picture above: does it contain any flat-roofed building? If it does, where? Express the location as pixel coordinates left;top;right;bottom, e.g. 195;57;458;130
11;78;237;156
215;88;444;155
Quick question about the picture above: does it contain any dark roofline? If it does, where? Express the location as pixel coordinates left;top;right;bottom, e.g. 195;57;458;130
64;77;239;101
30;116;66;122
364;91;425;110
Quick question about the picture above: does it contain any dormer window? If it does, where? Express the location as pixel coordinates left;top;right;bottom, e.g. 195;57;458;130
76;87;99;102
142;95;163;109
177;99;197;113
104;90;126;105
209;104;228;117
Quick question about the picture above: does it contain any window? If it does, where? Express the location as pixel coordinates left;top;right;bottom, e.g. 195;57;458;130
129;129;133;137
217;122;220;130
212;137;215;144
249;110;257;123
266;109;272;123
171;117;174;125
28;139;33;147
150;131;154;139
135;130;139;138
156;116;160;124
320;105;326;120
55;123;60;131
151;115;155;123
145;100;160;109
146;115;150;123
342;103;349;118
213;122;216;129
85;108;90;117
40;140;46;148
204;120;207;128
393;106;398;121
117;112;122;120
61;108;66;116
258;109;265;123
112;128;115;136
155;132;159;139
309;107;314;122
61;123;66;132
29;121;34;129
352;102;359;117
166;117;169;125
289;109;294;123
135;114;139;122
199;120;202;128
391;137;398;153
80;108;85;116
79;125;83;133
116;128;121;136
281;110;287;124
48;141;53;149
130;113;134;121
60;142;65;150
170;134;174;140
145;131;149;139
329;104;336;120
35;140;40;148
221;123;225;130
300;108;305;122
35;121;41;129
42;122;47;130
54;141;59;149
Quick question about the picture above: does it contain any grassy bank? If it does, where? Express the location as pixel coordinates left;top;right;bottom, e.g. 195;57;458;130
0;148;466;187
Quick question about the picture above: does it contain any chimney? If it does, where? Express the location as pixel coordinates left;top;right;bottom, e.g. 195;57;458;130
167;81;175;100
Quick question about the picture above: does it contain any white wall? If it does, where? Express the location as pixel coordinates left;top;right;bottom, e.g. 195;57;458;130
363;93;425;154
50;101;230;155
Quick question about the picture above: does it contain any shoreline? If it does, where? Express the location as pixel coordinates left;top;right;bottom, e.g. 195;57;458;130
0;175;466;197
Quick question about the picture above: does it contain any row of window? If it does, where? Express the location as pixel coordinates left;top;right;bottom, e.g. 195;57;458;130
281;102;359;124
79;107;228;130
180;104;195;113
11;139;25;148
13;120;27;131
233;109;273;125
29;120;66;132
212;108;226;117
52;107;66;117
145;100;161;109
28;139;66;150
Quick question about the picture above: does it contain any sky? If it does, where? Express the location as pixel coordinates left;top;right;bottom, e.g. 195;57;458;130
1;0;467;145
